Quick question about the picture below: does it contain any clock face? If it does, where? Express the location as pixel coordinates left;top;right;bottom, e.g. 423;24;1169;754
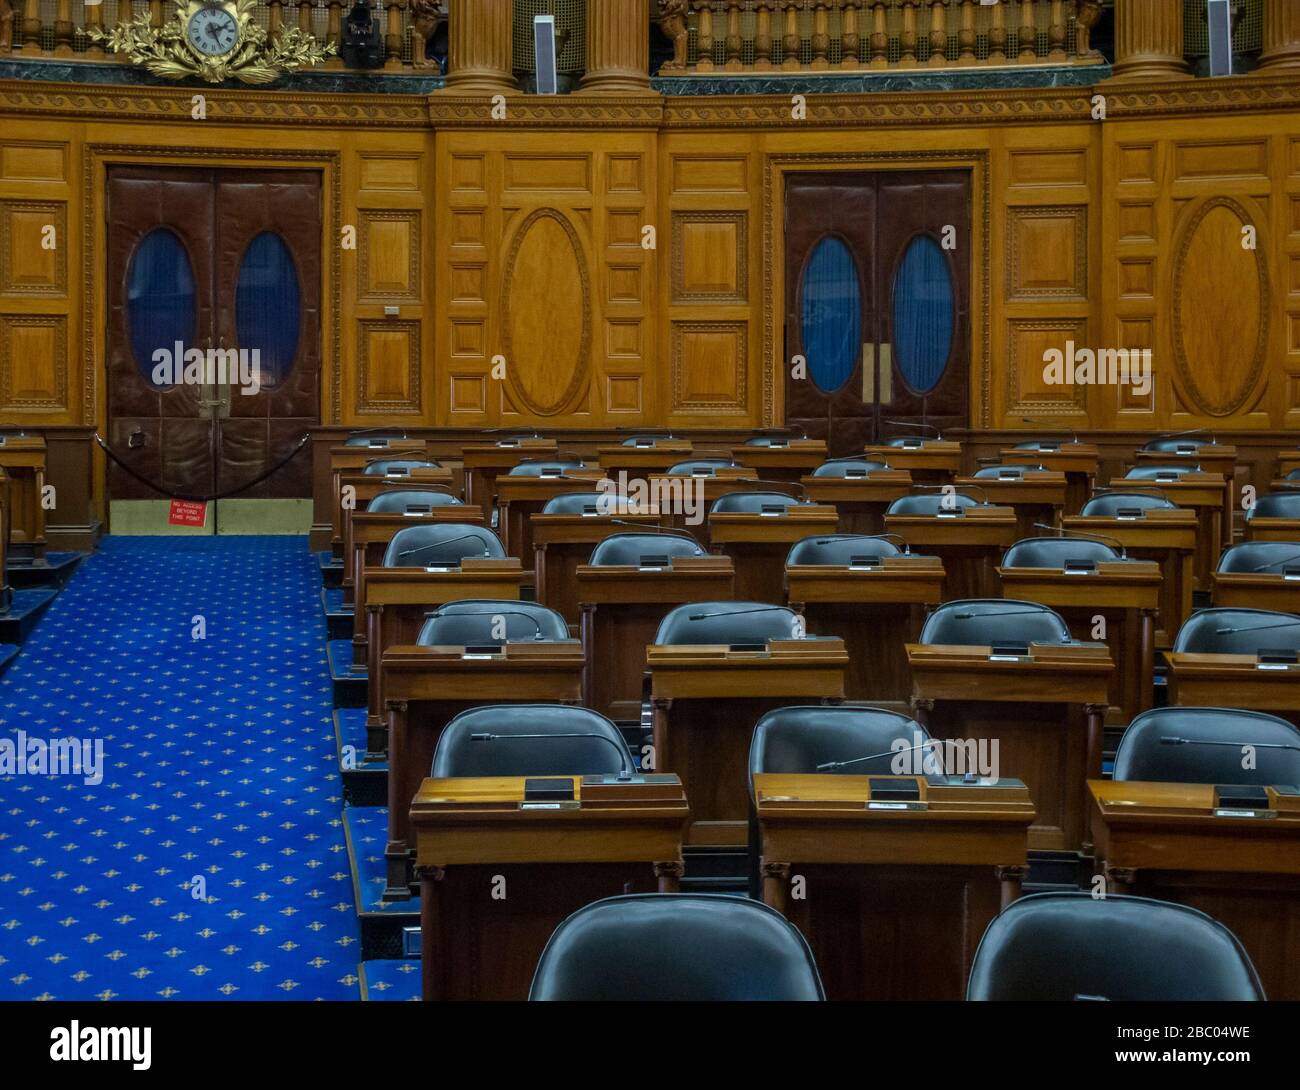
187;6;239;57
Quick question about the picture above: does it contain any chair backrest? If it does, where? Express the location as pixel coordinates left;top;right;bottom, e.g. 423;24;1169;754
810;458;889;478
1112;706;1300;785
743;437;792;447
365;489;462;514
1142;436;1211;453
919;599;1072;646
1216;540;1300;574
666;458;735;476
882;436;938;448
1125;464;1197;481
972;464;1042;479
750;705;932;779
621;435;668;446
506;460;586;477
382;524;504;567
541;492;606;515
1286;468;1300;481
588;532;706;567
786;534;902;566
967;892;1264;1000
1001;536;1119;568
1012;439;1071;452
1247;492;1300;520
1079;491;1178;517
529;894;825;1001
710;491;803;514
417;599;570;646
363;458;440;476
430;704;633;778
886;492;980;516
344;433;406;447
1172;607;1300;655
655;601;800;645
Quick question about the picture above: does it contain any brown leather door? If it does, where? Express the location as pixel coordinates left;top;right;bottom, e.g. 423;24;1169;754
106;166;321;503
785;170;971;456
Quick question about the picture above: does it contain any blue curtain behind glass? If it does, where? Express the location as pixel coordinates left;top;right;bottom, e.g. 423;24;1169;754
893;235;954;394
236;232;301;387
126;228;196;388
801;236;861;394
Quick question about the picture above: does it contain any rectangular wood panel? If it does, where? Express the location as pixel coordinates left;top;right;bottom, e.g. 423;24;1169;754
672;321;748;415
0;314;68;412
357;319;421;415
0;201;67;295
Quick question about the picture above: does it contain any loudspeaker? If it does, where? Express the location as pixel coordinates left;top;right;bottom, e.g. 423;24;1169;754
1206;0;1234;76
534;14;558;94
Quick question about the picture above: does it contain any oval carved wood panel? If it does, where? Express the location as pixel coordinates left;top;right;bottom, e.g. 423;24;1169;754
1172;197;1270;418
501;208;592;417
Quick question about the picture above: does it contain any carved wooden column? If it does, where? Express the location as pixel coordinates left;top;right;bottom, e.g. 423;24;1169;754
443;0;516;93
1110;0;1189;81
581;0;654;93
1259;0;1300;71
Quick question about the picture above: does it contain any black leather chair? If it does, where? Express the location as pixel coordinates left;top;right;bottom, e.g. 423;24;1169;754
882;436;940;448
1285;468;1300;482
743;437;795;447
967;891;1264;1000
430;704;634;778
1217;540;1300;574
655;601;801;645
417;599;570;646
363;458;440;476
667;458;737;476
365;489;462;514
1001;536;1119;568
886;492;981;516
919;599;1072;646
972;464;1043;479
1172;606;1300;656
588;532;706;566
621;435;670;446
710;491;804;514
786;534;902;566
1247;492;1300;520
1111;706;1300;785
344;433;406;447
383;524;504;567
506;460;587;477
541;492;607;515
1142;436;1214;454
810;458;889;478
750;705;934;779
1125;465;1199;481
1013;439;1072;452
529;893;825;1001
1079;491;1178;517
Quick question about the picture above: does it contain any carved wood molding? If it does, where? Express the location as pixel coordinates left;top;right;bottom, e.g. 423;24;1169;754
0;313;68;412
356;317;423;416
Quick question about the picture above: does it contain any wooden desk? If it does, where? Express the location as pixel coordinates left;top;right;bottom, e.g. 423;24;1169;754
1062;510;1198;643
801;469;914;534
577;556;736;721
461;438;558;511
1111;471;1226;589
328;438;426;557
908;642;1113;852
999;443;1099;515
1091;779;1300;1000
1134;444;1236;551
597;441;694;486
862;441;962;485
0;468;10;612
531;510;665;626
346;505;485;622
1165;652;1300;728
1246;515;1300;543
884;505;1019;600
337;467;456;572
755;772;1034;1001
382;640;586;896
957;470;1068;536
0;435;47;558
410;773;688;1001
708;505;840;603
1276;448;1300;481
729;440;828;483
648;639;848;846
996;560;1161;724
361;559;524;748
786;555;945;709
495;470;606;570
1212;569;1300;613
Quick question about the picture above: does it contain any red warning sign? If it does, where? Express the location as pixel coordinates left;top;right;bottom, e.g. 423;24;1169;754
168;499;208;527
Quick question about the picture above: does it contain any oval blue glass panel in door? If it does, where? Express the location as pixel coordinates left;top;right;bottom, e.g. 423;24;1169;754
235;231;301;388
892;235;954;395
126;228;196;388
800;236;862;394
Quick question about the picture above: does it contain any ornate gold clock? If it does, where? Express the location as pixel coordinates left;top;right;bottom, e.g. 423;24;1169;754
87;0;335;85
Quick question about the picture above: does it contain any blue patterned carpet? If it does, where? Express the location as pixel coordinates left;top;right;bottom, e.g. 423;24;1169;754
0;537;360;1000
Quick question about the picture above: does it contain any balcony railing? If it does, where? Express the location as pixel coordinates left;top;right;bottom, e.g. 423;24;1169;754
656;0;1105;75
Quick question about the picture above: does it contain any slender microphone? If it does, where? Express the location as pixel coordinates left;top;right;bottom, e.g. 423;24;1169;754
1019;418;1079;445
606;520;704;545
817;738;944;774
1159;736;1300;754
348;427;410;440
397;533;494;563
951;607;1061;621
1154;428;1215;445
1031;522;1128;560
469;732;635;778
1213;618;1300;636
1249;552;1300;574
805;533;912;557
369;484;458;505
913;484;990;505
885;420;942;439
686;605;794;624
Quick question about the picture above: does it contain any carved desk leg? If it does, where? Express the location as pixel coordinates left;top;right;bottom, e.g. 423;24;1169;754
384;699;412;901
655;860;684;894
761;861;792;914
365;603;385;751
1083;701;1107;854
651;697;672;773
996;864;1028;910
416;864;445;1001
